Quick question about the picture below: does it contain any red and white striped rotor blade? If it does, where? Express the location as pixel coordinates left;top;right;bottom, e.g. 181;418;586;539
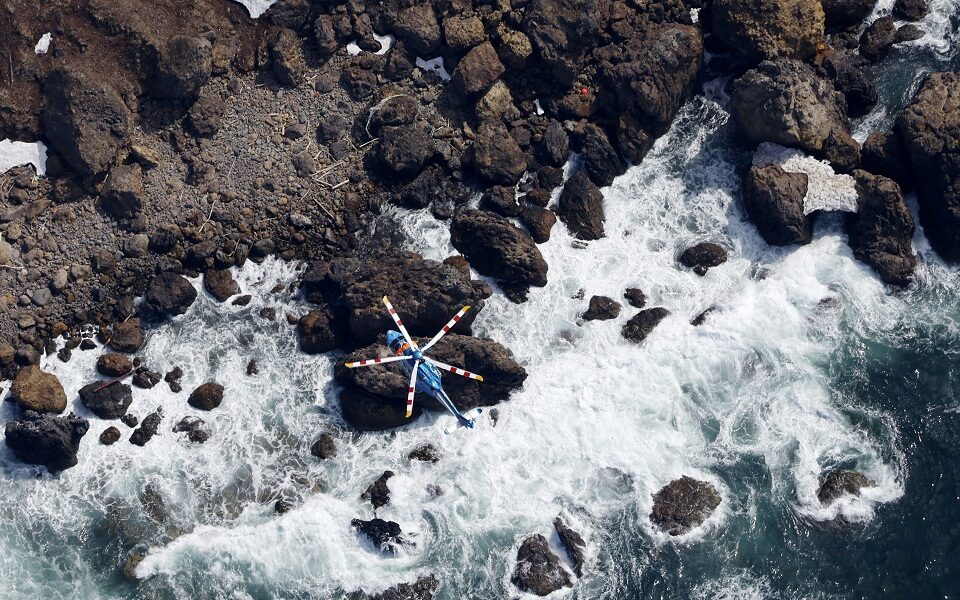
406;360;420;418
421;305;471;352
382;295;418;350
424;357;484;382
344;355;411;369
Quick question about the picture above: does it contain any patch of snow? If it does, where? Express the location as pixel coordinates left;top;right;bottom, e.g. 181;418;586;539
753;143;858;214
346;41;362;56
533;99;545;116
374;33;395;55
415;57;451;81
690;8;700;23
34;33;52;55
230;0;276;18
0;139;47;176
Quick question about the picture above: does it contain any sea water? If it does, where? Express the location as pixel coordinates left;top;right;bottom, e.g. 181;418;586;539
2;4;960;598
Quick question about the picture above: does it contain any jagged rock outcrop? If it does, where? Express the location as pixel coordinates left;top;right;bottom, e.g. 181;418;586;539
469;121;527;185
649;476;721;535
732;59;858;170
522;0;612;86
557;171;605;240
149;35;212;100
351;518;409;554
79;382;133;419
450;210;548;288
846;171;916;286
821;0;877;30
553;517;586;577
711;0;825;62
818;469;874;504
679;242;728;275
4;411;89;472
742;164;813;246
510;534;572;596
622;307;670;344
897;72;960;263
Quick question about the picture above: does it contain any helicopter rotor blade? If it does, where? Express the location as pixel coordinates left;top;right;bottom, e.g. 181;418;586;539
406;360;420;418
424;357;484;382
344;355;411;368
420;305;471;353
382;295;419;350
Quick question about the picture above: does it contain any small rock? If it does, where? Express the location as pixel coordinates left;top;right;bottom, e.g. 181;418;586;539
351;518;409;554
311;432;337;459
100;426;121;445
97;353;132;377
650;475;722;535
173;416;210;444
622;308;671;344
188;382;223;411
510;534;572;596
624;288;646;308
679;242;728;275
130;408;163;446
408;444;440;463
582;296;621;321
362;471;395;511
817;469;874;505
553;517;586;577
203;269;238;302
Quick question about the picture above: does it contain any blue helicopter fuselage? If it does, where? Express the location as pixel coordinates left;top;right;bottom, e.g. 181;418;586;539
386;330;474;427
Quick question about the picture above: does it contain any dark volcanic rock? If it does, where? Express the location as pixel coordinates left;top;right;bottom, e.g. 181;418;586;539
172;416;210;444
819;51;877;118
132;367;162;389
351;518;408;554
450;210;548;287
362;470;395;510
624;288;646;308
822;0;878;29
100;426;121;445
862;132;913;190
859;16;897;62
311;432;337;459
732;59;857;165
470;121;527;185
79;382;133;419
520;204;557;244
679;242;728;275
130;408;163;446
818;469;874;504
109;318;143;353
510;534;572;596
582;296;621;321
453;42;505;97
392;3;441;54
340;388;421;431
349;575;439;600
523;0;611;86
150;36;212;100
846;171;916;286
579;124;625;187
897;72;960;263
41;69;131;175
203;269;239;302
97;353;133;377
742;164;813;246
553;517;586;577
377;124;434;181
650;476;721;535
187;87;226;137
100;164;144;217
300;253;487;346
622;307;671;344
271;29;306;87
711;0;825;61
539;120;569;167
11;365;67;413
188;382;223;411
557;170;605;240
297;308;343;354
4;411;89;472
408;444;440;463
144;272;197;316
894;0;928;20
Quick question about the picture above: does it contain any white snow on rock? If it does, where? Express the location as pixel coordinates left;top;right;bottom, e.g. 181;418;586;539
230;0;277;18
415;57;451;81
346;41;362;56
0;139;48;176
753;142;858;215
35;33;52;55
373;33;395;55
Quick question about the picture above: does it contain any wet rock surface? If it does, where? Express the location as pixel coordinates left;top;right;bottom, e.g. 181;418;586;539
510;534;573;596
846;171;916;285
10;365;67;413
650;475;722;535
742;164;813;246
622;308;671;344
79;382;133;419
450;210;548;289
582;296;621;321
4;411;89;472
188;382;224;411
679;243;728;276
351;518;409;554
818;469;874;505
558;171;606;241
553;517;587;577
348;575;439;600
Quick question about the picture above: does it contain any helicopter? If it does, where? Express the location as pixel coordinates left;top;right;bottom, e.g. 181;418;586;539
345;296;486;431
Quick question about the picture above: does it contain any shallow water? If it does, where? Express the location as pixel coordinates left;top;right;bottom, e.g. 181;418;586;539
2;4;960;598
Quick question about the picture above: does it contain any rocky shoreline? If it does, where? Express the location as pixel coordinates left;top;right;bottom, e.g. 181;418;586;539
1;0;958;596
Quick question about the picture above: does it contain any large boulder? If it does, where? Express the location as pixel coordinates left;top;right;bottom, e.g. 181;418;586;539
99;164;144;217
109;318;143;353
297;308;344;354
598;24;703;163
817;469;874;504
679;242;728;275
893;0;929;21
897;72;960;263
742;164;813;246
144;272;198;316
203;269;239;302
4;411;89;472
510;534;573;596
392;3;441;54
818;51;878;118
859;16;897;62
453;42;505;97
469;121;527;185
79;382;133;419
96;353;133;377
351;518;409;554
711;0;825;62
649;476;722;535
522;0;612;85
149;36;212;100
846;171;916;286
622;307;670;344
336;333;527;418
41;69;131;175
188;382;224;411
557;170;605;240
10;365;67;413
862;132;913;190
578;124;624;188
300;253;488;346
732;59;858;167
450;210;548;287
377;124;434;181
340;388;421;431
